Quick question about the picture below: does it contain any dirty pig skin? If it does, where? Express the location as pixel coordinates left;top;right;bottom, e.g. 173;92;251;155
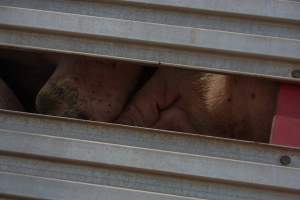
36;58;278;142
36;58;142;122
116;67;278;142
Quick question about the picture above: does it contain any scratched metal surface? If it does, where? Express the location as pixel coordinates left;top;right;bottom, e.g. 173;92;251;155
0;0;299;81
0;110;299;199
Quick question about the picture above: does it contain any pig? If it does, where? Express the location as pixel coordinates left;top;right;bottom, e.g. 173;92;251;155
116;67;278;142
35;53;278;142
0;78;23;111
36;57;142;122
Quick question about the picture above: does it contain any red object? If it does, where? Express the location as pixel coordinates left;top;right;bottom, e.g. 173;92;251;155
271;84;300;148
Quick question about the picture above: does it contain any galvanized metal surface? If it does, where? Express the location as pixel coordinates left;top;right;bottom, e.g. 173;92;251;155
0;110;299;200
1;129;300;191
1;0;300;40
1;6;300;60
1;110;299;168
0;0;299;81
0;173;203;200
118;0;300;21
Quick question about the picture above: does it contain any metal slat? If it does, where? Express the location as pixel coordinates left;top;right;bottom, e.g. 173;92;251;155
1;0;300;40
1;6;299;61
0;110;299;200
1;154;299;200
1;28;298;81
0;0;299;81
1;129;299;191
2;0;300;22
0;110;299;168
0;172;202;200
118;0;300;22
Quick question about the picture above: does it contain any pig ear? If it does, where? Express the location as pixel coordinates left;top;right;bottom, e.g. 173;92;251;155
0;78;24;111
115;68;179;128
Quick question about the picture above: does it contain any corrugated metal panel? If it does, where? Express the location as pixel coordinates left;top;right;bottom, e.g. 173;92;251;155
0;110;299;199
1;1;300;199
0;0;299;81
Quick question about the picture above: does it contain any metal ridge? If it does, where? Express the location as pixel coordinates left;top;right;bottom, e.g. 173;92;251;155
0;1;299;81
0;110;299;199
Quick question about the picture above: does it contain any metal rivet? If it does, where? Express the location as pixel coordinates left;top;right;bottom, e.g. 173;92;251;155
280;155;291;166
291;70;300;78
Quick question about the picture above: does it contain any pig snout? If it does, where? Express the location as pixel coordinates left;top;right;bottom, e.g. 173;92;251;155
36;58;142;122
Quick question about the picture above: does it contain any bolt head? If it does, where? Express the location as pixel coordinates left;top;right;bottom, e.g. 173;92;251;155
291;70;300;78
280;155;291;166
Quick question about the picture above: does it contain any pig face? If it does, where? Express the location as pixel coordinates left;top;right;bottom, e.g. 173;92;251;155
116;67;278;142
36;57;142;122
